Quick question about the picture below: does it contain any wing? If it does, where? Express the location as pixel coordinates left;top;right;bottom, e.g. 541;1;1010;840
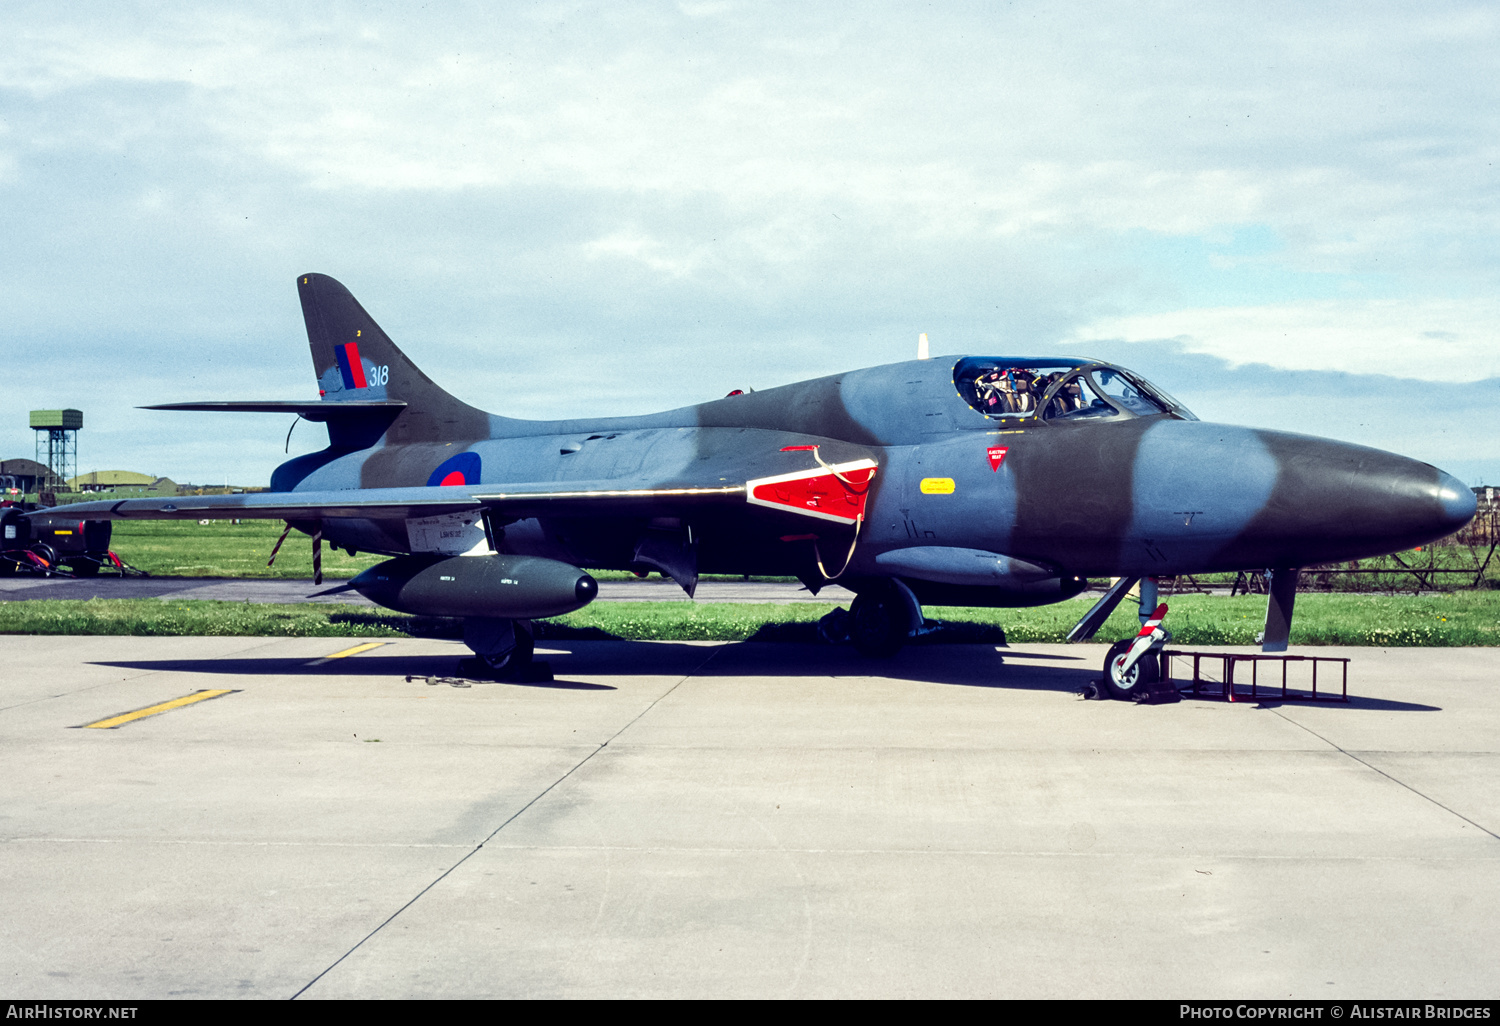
37;458;879;526
142;401;406;422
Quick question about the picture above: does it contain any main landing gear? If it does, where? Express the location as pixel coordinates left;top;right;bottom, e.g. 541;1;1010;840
462;617;537;679
846;579;923;658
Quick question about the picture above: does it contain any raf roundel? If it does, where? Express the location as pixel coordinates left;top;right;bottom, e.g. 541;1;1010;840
426;451;482;487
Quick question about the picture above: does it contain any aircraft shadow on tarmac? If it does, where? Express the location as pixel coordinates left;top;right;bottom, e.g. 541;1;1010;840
90;654;615;691
93;641;1108;697
1247;696;1440;712
90;642;1440;708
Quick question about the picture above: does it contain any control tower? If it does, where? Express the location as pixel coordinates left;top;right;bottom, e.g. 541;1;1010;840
30;409;82;492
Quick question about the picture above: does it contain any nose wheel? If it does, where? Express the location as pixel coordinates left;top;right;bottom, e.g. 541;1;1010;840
1103;638;1161;700
1100;600;1172;701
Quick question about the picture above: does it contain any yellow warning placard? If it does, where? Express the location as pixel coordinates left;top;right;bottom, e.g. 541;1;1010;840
919;477;955;494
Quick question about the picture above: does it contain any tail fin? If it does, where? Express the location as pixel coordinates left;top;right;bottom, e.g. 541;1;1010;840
298;273;490;445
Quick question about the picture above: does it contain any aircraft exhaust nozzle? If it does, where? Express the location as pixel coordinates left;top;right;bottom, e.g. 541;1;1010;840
350;553;598;620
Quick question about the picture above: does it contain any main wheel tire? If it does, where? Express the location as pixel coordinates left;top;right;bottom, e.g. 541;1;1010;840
1103;638;1160;701
468;619;535;677
849;588;908;658
481;631;534;674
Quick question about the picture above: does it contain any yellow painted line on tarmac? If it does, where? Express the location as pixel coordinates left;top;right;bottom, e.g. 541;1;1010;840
321;641;388;660
82;689;238;730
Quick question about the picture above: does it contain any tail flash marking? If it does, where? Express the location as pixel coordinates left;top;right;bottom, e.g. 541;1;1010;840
335;342;369;389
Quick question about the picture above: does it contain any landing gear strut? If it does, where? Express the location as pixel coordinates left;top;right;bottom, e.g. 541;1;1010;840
1101;591;1174;701
463;617;535;677
848;579;922;658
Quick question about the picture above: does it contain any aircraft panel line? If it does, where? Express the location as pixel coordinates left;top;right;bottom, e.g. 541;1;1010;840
288;642;728;1000
1269;709;1500;843
6;835;1500;860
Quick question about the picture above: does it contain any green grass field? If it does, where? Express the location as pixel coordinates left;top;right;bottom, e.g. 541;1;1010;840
8;519;1492;644
101;520;1497;592
106;519;387;579
4;591;1498;645
100;520;786;582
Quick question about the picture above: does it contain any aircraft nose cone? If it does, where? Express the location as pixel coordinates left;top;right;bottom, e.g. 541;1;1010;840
1372;463;1476;547
1249;435;1478;565
1435;470;1478;531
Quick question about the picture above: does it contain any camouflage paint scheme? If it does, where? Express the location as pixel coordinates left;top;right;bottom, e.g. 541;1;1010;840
52;274;1477;649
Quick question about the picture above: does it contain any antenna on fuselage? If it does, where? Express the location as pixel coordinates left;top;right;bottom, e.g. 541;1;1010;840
918;333;930;360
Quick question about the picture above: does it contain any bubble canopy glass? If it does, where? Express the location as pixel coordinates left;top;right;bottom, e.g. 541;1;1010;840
951;357;1196;423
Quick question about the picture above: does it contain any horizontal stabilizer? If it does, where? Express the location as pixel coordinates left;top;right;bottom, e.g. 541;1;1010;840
142;401;406;422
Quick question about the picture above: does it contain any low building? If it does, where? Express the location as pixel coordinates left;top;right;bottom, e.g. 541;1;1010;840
70;470;157;492
0;458;59;495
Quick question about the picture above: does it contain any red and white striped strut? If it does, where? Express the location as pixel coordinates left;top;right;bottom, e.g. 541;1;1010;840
1111;602;1169;679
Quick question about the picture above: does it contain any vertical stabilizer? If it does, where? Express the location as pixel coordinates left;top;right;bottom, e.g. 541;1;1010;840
298;273;490;445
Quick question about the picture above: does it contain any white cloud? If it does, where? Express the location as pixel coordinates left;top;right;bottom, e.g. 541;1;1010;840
5;2;1497;282
582;232;700;278
2;1;1500;487
1072;299;1500;382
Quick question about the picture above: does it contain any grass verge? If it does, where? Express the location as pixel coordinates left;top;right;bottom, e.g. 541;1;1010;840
98;520;797;583
3;592;1499;645
89;521;1500;593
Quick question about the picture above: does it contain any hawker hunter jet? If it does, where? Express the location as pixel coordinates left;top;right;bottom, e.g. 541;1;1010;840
43;274;1476;695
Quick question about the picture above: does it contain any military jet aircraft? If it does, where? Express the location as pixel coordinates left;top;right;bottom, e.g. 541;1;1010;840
44;274;1477;696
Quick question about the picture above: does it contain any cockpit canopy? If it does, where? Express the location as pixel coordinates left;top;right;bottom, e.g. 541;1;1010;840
953;357;1196;423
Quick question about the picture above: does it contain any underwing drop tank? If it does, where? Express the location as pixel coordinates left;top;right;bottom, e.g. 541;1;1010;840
349;553;599;619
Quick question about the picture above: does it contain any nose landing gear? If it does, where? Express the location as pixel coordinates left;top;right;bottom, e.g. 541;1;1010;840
1101;595;1180;703
1103;632;1162;699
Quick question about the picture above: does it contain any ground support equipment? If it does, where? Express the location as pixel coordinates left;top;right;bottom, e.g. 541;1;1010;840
1161;650;1349;703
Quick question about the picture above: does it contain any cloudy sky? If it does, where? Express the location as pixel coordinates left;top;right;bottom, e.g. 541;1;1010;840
3;1;1497;484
